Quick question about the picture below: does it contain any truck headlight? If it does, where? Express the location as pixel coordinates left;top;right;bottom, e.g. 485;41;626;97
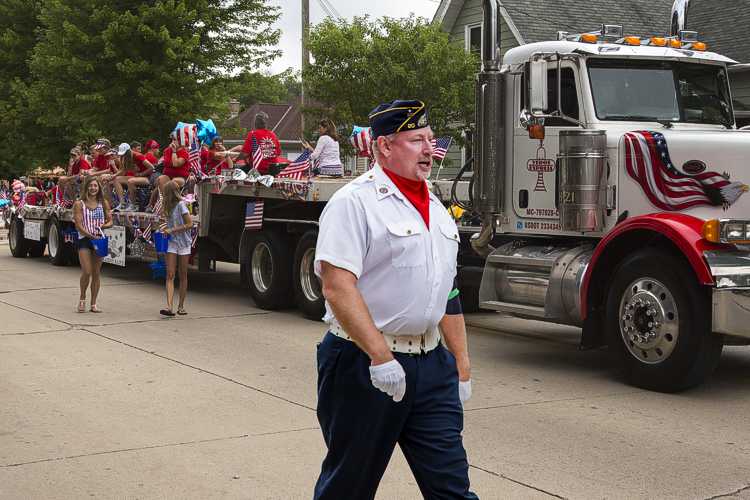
702;219;750;244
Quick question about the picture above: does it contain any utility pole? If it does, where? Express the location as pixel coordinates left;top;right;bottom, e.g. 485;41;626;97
301;0;310;135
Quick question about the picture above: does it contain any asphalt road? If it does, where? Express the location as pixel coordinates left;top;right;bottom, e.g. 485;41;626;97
1;246;750;499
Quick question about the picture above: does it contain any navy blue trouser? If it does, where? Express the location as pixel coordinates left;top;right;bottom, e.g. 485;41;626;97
314;332;478;500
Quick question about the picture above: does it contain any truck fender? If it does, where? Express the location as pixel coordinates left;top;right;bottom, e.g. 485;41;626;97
581;213;720;322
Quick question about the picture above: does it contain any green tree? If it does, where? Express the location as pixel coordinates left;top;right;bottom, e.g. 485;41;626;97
27;0;281;164
0;0;42;178
216;68;298;110
304;16;477;143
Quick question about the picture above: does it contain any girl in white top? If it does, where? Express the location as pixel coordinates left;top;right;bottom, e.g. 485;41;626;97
305;119;343;177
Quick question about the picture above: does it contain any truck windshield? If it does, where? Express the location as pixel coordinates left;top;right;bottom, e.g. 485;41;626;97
588;59;734;127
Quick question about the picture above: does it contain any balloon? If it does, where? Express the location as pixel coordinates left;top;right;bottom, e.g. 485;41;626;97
349;126;372;158
173;122;197;147
196;118;218;145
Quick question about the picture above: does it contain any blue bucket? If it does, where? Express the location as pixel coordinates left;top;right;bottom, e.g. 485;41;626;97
149;260;167;280
153;231;170;253
91;237;109;258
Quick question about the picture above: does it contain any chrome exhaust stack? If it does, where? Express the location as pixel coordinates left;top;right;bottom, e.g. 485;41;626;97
472;0;504;255
670;0;691;35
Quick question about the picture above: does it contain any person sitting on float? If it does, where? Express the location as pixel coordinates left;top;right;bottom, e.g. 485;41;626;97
232;112;288;175
156;133;189;194
58;146;92;201
203;136;236;176
303;118;343;177
88;139;118;203
112;142;155;211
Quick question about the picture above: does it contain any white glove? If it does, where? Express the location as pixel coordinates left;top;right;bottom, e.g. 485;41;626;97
459;379;472;405
369;359;406;402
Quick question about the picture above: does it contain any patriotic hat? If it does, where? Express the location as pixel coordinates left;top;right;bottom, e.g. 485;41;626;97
368;99;428;138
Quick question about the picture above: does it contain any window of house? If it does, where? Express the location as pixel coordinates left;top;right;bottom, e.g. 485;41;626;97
466;24;481;54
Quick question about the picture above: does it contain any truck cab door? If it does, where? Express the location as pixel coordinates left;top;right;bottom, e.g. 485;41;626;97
512;63;583;225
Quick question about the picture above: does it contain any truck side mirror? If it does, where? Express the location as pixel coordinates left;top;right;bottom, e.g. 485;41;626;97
529;59;548;114
519;110;545;140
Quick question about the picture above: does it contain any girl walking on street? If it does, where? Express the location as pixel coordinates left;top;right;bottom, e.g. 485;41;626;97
73;176;112;313
160;181;193;317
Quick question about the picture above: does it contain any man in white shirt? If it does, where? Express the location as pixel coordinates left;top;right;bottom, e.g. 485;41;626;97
313;99;477;499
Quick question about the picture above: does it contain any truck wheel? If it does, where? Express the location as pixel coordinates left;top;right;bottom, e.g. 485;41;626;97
8;216;29;258
293;231;325;320
245;230;292;310
47;218;71;266
605;249;722;392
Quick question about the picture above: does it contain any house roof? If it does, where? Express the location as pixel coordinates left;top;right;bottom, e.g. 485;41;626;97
434;0;673;45
684;0;750;63
232;99;302;142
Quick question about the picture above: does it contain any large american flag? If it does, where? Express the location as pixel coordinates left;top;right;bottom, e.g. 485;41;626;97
431;136;452;160
245;200;264;229
276;150;311;180
624;130;748;210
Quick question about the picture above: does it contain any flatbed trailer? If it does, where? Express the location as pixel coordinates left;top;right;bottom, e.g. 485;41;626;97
8;174;472;319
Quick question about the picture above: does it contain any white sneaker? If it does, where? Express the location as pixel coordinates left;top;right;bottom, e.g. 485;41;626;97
125;203;139;212
113;203;125;212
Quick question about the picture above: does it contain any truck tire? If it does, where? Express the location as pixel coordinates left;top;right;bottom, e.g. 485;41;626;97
605;248;722;392
244;230;293;310
47;218;71;266
8;216;29;258
293;231;325;320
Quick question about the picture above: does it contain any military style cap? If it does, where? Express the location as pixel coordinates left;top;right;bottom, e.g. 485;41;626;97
368;99;428;138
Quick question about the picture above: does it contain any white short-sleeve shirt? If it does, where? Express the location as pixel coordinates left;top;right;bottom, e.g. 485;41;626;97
314;164;460;335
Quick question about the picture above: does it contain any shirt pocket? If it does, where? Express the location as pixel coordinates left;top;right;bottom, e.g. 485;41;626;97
438;223;460;270
386;221;425;268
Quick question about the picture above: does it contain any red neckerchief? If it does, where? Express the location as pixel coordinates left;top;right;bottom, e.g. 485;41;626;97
382;167;430;229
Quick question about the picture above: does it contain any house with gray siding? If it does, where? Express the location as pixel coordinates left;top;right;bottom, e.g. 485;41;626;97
674;0;750;126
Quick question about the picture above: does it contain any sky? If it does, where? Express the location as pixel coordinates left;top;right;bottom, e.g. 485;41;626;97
268;0;440;74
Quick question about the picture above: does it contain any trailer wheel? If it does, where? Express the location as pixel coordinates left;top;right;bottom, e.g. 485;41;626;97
605;249;722;392
47;218;71;266
293;231;325;320
245;230;292;310
8;216;29;258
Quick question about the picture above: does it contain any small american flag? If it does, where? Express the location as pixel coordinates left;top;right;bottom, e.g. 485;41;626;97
251;135;263;171
276;150;311;180
430;136;452;160
191;226;199;248
188;145;205;180
245;200;264;229
142;193;163;241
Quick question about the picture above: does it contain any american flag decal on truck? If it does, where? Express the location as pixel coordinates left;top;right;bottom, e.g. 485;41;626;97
624;130;748;211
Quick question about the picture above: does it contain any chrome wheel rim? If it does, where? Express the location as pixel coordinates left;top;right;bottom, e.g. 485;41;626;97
618;277;679;364
299;247;321;302
48;225;60;258
251;242;273;293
